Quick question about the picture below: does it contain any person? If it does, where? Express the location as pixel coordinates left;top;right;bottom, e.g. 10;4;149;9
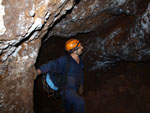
36;39;85;113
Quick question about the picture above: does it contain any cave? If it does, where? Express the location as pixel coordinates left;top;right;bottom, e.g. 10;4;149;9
33;37;150;113
0;0;150;113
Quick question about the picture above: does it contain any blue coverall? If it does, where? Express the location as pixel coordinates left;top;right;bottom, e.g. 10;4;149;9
39;54;85;113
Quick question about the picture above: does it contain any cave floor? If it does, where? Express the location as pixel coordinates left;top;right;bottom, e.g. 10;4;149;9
34;62;150;113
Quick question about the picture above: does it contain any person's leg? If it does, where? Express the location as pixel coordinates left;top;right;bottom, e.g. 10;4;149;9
65;90;85;113
72;93;85;113
64;99;73;113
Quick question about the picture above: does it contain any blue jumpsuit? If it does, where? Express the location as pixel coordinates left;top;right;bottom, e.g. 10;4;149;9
39;54;85;113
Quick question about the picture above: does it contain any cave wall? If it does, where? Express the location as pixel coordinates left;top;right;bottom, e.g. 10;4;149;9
0;0;76;113
0;0;150;113
49;0;150;69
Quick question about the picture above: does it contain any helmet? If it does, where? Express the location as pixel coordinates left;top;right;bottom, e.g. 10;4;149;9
65;39;81;53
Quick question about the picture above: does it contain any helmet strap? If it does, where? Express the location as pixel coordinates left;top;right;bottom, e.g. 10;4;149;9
68;47;79;54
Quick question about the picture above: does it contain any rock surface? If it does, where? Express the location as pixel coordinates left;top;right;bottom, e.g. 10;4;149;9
0;0;75;113
49;0;150;69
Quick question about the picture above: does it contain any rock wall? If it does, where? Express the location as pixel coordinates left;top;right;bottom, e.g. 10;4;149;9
0;0;75;113
49;0;150;69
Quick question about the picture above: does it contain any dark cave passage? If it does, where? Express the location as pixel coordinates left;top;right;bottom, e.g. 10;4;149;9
34;38;150;113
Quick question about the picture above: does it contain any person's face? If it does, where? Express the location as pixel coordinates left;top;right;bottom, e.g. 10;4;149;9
76;44;84;56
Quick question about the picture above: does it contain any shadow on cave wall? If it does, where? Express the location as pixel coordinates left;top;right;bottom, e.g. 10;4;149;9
34;37;150;113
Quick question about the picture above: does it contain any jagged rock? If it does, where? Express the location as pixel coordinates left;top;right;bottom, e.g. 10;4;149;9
49;0;136;37
49;0;150;70
0;0;75;113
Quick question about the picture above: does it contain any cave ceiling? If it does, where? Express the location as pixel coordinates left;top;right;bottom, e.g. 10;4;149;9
49;0;150;69
0;0;149;69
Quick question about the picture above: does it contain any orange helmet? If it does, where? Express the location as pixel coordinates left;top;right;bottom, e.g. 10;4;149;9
65;39;81;53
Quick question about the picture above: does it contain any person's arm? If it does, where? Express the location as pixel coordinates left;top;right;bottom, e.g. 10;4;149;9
79;58;84;95
79;85;83;95
36;56;66;75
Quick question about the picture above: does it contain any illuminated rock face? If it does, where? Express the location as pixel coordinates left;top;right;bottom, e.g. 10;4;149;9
0;0;75;113
50;0;150;70
0;0;150;113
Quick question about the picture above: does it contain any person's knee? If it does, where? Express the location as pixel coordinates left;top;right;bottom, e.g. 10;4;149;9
76;98;85;107
74;99;85;113
80;99;85;105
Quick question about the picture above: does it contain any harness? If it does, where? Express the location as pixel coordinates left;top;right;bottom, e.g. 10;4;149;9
42;55;70;97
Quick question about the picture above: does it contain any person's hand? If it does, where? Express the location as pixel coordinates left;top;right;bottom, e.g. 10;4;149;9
33;69;42;79
79;85;83;95
36;69;42;75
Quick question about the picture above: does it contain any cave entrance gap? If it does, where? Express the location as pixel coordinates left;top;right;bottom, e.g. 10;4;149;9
34;37;68;113
33;36;150;113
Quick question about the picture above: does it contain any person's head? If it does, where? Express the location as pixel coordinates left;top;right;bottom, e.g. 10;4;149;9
65;39;83;56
